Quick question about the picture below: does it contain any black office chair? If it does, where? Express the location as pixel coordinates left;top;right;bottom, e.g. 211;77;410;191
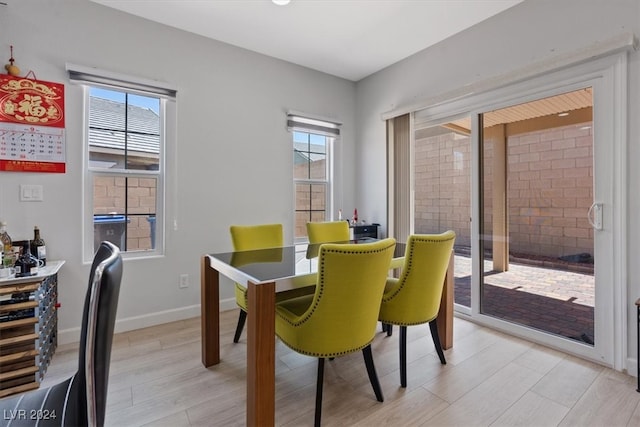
0;241;123;427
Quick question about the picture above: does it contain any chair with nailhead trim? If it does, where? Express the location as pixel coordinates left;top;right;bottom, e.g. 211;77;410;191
379;231;456;388
275;238;396;427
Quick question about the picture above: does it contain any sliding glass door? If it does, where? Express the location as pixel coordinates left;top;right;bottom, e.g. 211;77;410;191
398;53;626;367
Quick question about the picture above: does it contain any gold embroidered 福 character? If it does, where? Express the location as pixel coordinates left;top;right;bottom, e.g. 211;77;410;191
17;94;47;122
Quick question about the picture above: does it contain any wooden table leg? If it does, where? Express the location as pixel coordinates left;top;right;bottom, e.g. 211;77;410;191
201;255;220;367
437;250;455;350
246;280;276;426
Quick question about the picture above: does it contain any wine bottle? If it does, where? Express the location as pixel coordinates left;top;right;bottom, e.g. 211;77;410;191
15;241;37;277
0;221;12;268
31;226;46;266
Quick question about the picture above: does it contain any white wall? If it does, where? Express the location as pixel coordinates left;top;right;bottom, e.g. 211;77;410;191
0;0;356;341
355;0;640;369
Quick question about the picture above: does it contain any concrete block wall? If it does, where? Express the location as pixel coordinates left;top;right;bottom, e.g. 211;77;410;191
507;123;593;258
415;121;593;259
415;132;472;247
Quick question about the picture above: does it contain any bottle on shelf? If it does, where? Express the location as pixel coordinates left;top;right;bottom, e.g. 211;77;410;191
14;241;38;277
0;221;13;268
31;226;46;266
353;208;358;225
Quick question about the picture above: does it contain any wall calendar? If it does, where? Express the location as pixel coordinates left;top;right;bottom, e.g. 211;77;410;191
0;75;66;173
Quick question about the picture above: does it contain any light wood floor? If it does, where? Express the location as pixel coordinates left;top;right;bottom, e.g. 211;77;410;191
41;310;640;426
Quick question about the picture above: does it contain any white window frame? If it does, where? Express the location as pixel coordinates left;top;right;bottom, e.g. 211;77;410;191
67;64;176;262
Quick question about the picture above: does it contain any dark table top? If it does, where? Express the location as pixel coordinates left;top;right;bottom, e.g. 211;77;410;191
207;238;405;286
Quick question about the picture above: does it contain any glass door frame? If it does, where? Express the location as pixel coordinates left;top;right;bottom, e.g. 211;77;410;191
411;52;628;369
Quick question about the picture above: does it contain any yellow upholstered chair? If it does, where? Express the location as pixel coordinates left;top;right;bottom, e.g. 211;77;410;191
230;223;283;342
275;238;396;426
378;231;456;387
230;223;314;343
306;220;350;244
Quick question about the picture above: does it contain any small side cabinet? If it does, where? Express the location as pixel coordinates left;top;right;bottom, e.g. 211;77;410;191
351;224;379;240
0;261;64;398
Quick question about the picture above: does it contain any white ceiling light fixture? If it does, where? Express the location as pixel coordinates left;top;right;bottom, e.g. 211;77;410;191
272;0;290;5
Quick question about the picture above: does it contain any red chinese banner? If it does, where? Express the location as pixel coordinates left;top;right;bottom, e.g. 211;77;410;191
0;75;66;173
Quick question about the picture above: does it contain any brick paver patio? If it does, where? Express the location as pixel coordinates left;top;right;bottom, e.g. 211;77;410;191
454;254;595;344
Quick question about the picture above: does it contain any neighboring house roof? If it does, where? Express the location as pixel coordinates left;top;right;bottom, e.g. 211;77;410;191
293;140;326;165
89;96;159;155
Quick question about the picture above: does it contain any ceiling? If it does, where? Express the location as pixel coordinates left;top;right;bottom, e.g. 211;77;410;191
90;0;523;82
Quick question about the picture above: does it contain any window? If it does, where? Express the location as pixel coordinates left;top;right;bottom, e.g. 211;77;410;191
67;64;176;260
89;88;160;254
289;114;340;241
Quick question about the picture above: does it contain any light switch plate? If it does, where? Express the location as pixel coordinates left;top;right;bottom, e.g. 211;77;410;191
20;184;43;202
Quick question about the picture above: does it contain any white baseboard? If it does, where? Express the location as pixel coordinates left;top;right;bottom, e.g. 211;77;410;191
219;297;237;312
57;297;237;345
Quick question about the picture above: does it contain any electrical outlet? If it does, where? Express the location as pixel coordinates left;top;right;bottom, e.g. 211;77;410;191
179;274;189;288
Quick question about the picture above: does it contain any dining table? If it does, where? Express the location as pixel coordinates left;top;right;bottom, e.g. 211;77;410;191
200;238;454;426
